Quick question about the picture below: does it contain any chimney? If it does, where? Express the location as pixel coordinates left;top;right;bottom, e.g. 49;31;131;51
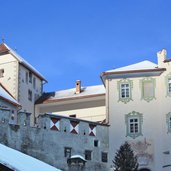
157;49;167;67
75;80;81;94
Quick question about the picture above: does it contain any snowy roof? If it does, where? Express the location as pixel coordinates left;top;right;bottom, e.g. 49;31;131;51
0;143;61;171
106;60;158;73
0;43;47;82
36;85;105;104
0;84;20;106
70;155;86;161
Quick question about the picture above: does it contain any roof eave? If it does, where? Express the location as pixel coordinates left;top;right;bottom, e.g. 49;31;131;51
101;68;166;77
0;96;21;107
18;60;48;83
36;93;105;105
101;68;166;85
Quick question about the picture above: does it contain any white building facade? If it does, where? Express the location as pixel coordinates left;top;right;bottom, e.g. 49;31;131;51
0;43;47;124
101;49;171;171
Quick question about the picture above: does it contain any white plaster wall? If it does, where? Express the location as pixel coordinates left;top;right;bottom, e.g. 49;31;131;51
53;106;106;122
36;99;106;122
0;54;19;99
18;65;42;123
107;62;171;171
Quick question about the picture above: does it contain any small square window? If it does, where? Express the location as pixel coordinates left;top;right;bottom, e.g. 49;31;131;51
33;77;36;89
94;140;99;147
85;150;92;160
69;114;76;118
28;89;32;101
0;69;4;77
29;71;32;83
25;72;28;84
101;152;108;162
64;147;71;158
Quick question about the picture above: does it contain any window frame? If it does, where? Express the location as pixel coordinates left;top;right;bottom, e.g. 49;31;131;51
166;73;171;97
94;140;99;147
85;150;92;160
166;112;171;133
29;71;32;83
64;147;72;158
117;79;133;104
25;72;28;84
101;152;108;163
0;69;4;78
33;77;36;89
140;77;156;102
28;89;32;101
125;111;143;139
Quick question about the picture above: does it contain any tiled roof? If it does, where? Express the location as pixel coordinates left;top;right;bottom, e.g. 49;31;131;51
36;85;105;104
0;43;47;82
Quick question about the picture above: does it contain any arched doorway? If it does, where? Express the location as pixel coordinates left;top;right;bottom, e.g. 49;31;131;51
139;169;150;171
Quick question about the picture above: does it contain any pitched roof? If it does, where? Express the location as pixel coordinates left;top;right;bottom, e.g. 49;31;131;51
0;43;47;82
106;60;158;73
101;60;166;79
0;143;61;171
36;85;105;104
0;83;20;107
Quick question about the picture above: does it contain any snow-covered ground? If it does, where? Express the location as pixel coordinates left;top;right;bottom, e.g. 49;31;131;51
0;143;61;171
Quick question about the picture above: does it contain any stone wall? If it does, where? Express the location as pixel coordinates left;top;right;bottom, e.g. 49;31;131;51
0;109;109;171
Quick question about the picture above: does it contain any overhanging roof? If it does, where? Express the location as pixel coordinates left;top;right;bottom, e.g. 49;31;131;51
0;43;47;82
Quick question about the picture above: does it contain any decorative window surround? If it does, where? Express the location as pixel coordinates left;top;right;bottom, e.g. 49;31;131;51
117;79;133;104
166;112;171;133
166;73;171;97
140;77;156;102
125;111;143;139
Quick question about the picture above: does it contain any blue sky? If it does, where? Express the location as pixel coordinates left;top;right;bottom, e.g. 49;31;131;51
1;0;171;91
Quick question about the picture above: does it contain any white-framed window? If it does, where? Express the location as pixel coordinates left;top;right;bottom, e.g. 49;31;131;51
117;79;133;104
125;111;143;139
129;117;139;134
121;83;130;98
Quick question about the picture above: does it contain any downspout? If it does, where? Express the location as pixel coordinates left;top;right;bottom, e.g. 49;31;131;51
106;78;110;124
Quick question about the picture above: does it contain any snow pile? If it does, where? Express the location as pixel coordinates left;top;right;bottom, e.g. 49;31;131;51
106;60;157;73
0;86;19;106
0;143;61;171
